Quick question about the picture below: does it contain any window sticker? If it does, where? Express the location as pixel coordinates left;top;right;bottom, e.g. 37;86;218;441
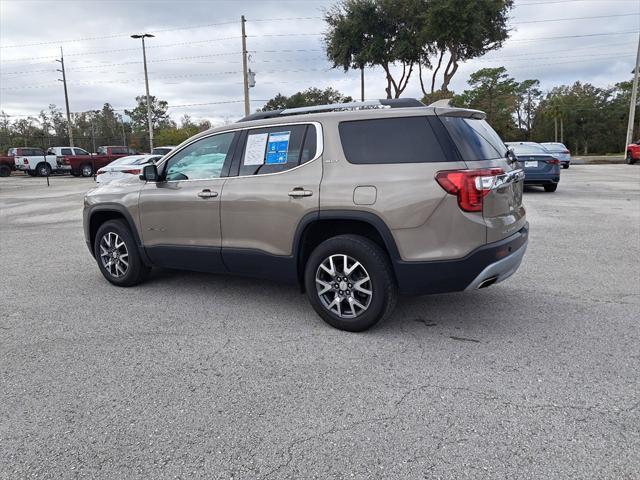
244;133;269;166
265;131;291;164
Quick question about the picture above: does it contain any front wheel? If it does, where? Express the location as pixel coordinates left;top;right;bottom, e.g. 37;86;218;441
304;234;397;332
81;163;94;177
0;165;11;177
627;152;636;165
94;219;150;287
544;183;558;192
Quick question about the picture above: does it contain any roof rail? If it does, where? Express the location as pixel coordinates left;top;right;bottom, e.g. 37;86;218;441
238;98;425;122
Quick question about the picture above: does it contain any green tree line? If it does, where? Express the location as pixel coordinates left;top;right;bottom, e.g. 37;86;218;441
0;95;211;154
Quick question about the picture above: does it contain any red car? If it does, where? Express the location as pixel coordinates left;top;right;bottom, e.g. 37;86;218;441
0;155;15;177
61;146;138;177
627;140;640;165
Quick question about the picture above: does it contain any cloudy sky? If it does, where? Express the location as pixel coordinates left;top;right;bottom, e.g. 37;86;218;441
0;0;638;125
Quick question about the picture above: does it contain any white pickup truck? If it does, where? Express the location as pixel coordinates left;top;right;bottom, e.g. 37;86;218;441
10;147;59;177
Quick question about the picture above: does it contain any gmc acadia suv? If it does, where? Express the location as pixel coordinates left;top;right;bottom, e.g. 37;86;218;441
83;99;528;331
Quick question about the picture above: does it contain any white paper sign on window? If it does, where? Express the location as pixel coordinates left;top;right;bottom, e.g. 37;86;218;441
244;133;269;165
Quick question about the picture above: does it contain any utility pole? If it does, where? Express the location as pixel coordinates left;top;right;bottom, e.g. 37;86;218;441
56;46;74;147
560;117;564;144
131;33;155;151
360;67;365;102
121;118;127;146
241;16;250;116
625;34;640;149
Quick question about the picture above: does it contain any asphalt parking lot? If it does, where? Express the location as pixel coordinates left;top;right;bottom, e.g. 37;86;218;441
1;165;639;479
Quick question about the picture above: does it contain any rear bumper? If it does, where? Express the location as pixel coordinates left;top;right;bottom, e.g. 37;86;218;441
394;223;529;295
524;173;559;185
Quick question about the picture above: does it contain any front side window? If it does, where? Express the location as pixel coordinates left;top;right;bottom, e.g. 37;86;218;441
165;132;235;181
61;148;73;155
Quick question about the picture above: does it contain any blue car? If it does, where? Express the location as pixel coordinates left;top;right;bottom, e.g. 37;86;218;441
506;142;561;192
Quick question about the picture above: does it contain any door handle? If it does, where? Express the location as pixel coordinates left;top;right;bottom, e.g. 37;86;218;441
288;188;313;198
197;189;218;199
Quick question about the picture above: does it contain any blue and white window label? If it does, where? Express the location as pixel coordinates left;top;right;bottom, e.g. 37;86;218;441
265;131;291;165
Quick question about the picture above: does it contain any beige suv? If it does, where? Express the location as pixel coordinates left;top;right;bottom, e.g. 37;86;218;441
83;99;528;331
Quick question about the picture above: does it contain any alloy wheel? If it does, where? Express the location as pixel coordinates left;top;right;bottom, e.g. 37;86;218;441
315;254;372;318
99;232;129;278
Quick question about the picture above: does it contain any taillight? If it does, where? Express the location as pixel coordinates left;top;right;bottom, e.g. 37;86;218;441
435;168;504;212
23;158;29;164
547;158;560;165
122;169;141;175
96;169;105;175
563;150;570;154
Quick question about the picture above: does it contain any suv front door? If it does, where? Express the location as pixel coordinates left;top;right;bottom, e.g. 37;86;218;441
138;131;239;272
220;123;322;281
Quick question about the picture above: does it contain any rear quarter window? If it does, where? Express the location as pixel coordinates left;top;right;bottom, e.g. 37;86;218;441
440;117;506;161
338;116;447;164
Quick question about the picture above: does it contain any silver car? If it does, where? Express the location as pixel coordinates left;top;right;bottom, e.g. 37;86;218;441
541;142;571;169
84;99;528;332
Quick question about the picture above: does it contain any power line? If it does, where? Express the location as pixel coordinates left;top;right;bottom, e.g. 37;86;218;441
511;30;639;42
512;12;638;24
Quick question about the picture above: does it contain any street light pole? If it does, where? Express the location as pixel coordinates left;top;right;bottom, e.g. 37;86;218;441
131;33;155;151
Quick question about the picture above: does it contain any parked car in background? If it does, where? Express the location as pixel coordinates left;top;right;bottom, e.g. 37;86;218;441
506;141;561;192
60;146;138;177
95;155;161;185
10;147;59;176
0;154;16;177
84;98;528;332
541;142;571;169
626;140;640;165
47;146;92;173
151;146;176;156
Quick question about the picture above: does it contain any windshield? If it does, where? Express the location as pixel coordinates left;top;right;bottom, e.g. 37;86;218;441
542;143;566;151
508;143;550;155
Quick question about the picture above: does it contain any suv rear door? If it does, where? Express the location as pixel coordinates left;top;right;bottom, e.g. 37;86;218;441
220;123;322;281
438;114;526;243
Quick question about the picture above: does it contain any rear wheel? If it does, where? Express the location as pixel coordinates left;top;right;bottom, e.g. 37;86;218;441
27;170;37;177
81;163;94;177
71;171;81;177
627;152;636;165
94;219;150;287
36;162;51;177
304;234;397;332
0;165;10;177
544;183;558;192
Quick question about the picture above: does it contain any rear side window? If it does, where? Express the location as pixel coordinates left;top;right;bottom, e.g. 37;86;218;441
339;117;446;164
239;124;309;176
111;147;128;155
440;117;506;161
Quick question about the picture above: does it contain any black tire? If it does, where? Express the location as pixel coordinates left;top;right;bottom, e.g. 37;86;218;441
627;152;636;165
304;234;397;332
27;170;37;177
544;183;558;192
36;162;51;177
71;171;81;177
562;163;569;169
81;163;94;177
94;219;150;287
0;165;10;177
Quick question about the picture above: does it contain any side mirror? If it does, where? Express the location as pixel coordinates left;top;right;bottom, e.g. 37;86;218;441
140;163;159;181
